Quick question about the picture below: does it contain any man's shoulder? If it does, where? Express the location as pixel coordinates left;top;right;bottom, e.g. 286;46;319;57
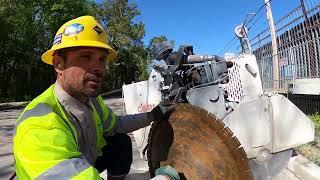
17;84;65;128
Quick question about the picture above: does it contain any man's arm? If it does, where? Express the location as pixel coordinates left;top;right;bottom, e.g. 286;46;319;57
95;96;154;135
96;96;173;135
112;112;154;134
111;101;175;134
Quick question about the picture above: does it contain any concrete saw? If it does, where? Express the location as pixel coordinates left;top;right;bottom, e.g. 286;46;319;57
147;103;253;179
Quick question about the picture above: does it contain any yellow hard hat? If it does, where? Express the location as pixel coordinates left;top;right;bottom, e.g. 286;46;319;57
41;16;117;65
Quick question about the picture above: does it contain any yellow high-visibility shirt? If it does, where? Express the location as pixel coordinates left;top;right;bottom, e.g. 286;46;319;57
13;84;116;179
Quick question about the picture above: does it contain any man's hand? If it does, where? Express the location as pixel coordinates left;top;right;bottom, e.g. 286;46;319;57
151;101;175;122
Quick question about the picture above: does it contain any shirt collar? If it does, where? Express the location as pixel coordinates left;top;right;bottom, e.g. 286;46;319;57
54;81;91;117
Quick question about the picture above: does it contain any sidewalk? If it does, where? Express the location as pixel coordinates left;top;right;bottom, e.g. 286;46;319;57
287;155;320;180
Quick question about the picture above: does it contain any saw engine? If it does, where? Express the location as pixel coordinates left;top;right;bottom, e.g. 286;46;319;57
122;42;314;179
151;42;232;106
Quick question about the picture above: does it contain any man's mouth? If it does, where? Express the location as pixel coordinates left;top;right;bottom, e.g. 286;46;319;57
85;74;103;87
89;79;101;83
86;78;102;88
86;76;102;82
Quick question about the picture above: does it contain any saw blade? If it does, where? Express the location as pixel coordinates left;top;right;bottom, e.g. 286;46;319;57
147;103;253;179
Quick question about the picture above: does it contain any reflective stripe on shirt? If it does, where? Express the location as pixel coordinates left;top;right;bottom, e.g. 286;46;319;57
91;98;114;132
14;103;78;145
35;156;91;180
15;103;52;135
91;98;104;122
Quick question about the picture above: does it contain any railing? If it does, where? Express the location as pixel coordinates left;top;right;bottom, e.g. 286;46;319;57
258;37;320;92
252;1;320;92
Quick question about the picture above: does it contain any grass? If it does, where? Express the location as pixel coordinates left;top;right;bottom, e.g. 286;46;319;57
296;115;320;166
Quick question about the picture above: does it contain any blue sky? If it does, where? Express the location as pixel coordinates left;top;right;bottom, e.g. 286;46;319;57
133;0;303;55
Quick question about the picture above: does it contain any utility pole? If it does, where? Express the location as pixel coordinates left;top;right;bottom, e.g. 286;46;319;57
264;0;279;90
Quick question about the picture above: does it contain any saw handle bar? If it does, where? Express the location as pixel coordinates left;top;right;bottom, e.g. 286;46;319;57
185;54;225;64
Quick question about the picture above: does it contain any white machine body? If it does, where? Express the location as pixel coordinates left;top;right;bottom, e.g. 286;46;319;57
289;78;320;95
122;54;314;159
122;69;163;157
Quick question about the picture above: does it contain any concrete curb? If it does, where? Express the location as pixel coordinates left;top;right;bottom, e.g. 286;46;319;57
0;101;29;111
288;155;320;180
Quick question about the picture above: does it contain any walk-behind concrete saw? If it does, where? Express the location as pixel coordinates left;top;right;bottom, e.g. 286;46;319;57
122;42;314;179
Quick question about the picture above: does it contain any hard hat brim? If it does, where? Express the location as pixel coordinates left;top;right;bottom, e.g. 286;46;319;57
41;40;117;65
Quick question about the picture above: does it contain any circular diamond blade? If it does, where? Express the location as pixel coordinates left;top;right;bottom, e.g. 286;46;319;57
147;103;253;180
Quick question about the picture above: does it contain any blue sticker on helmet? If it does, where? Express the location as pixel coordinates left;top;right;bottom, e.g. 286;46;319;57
53;33;62;45
63;23;84;36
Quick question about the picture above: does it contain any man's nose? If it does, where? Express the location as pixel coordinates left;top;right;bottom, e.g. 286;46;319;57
90;59;106;75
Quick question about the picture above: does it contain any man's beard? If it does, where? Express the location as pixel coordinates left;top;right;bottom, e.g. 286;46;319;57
81;83;102;97
66;82;102;102
83;73;103;97
63;75;103;100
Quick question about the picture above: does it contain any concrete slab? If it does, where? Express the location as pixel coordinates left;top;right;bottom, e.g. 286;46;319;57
273;168;300;180
287;155;320;180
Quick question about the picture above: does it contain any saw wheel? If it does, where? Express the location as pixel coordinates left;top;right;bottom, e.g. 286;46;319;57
147;103;253;179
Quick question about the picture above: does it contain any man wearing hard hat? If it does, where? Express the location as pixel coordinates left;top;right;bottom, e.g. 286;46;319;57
13;16;179;180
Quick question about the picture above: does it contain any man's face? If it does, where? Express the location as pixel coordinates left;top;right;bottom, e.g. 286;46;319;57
54;47;108;100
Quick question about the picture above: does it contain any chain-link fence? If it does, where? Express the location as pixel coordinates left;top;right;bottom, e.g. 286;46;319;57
253;1;320;93
258;37;320;93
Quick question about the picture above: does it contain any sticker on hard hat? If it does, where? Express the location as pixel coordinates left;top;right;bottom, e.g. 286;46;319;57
53;33;62;45
93;26;103;35
63;23;84;36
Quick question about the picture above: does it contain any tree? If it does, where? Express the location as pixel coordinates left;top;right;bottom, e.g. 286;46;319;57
0;0;155;100
93;0;149;90
147;35;175;51
0;0;92;101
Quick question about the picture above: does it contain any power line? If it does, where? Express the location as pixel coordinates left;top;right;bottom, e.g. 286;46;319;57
218;36;238;55
248;10;266;31
219;0;273;55
245;0;273;27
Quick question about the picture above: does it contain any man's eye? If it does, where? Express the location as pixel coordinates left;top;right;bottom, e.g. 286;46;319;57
99;57;106;62
80;55;90;61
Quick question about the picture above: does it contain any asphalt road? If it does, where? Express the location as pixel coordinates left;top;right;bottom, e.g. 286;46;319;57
0;98;299;180
0;108;20;180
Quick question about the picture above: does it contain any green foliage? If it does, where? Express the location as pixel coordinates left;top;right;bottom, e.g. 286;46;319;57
92;0;150;90
0;0;93;101
0;0;154;101
310;114;320;126
296;115;320;166
147;35;175;50
95;0;145;48
310;115;320;147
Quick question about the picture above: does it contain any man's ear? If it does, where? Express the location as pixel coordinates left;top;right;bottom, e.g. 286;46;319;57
52;55;65;74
